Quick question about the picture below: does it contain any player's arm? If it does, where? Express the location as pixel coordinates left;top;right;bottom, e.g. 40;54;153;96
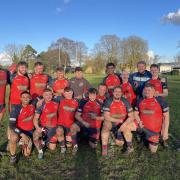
75;111;89;127
104;111;124;123
33;106;43;133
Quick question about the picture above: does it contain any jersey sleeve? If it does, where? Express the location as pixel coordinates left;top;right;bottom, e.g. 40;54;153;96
161;77;168;90
53;96;63;103
47;74;53;86
77;99;87;113
35;103;45;114
134;98;143;111
121;97;133;113
9;105;21;134
103;98;113;112
156;97;169;113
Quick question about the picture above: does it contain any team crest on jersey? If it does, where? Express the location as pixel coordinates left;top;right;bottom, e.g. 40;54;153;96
0;80;6;85
22;115;33;122
63;106;76;112
35;83;46;88
47;112;56;119
17;85;28;91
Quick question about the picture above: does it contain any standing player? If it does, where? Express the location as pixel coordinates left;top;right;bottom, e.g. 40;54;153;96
56;87;78;153
70;88;104;154
102;63;121;97
0;66;9;126
9;61;29;111
9;91;35;164
30;62;52;99
121;70;136;106
147;64;168;97
101;86;136;156
33;88;58;159
134;83;169;153
96;83;108;105
50;67;69;96
129;61;151;97
70;67;92;100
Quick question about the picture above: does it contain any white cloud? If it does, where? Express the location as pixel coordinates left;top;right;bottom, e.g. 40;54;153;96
162;8;180;25
147;50;155;59
56;7;63;14
64;0;72;4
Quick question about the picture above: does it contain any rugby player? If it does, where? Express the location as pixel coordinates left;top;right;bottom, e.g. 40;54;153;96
96;83;108;105
9;91;35;164
121;70;136;106
147;64;168;97
30;62;52;99
70;88;104;154
134;83;169;153
33;88;58;159
56;87;78;153
102;63;121;97
50;67;69;96
101;86;136;156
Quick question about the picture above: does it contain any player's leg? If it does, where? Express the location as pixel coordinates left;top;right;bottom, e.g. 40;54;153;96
0;105;5;127
70;123;80;155
56;126;66;153
20;135;33;157
47;128;57;151
33;129;43;159
9;130;19;163
89;128;100;149
101;121;112;156
114;124;124;147
120;121;137;154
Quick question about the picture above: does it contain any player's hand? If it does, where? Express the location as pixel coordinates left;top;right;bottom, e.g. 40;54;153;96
89;113;97;119
83;121;90;128
36;98;43;108
28;73;33;79
36;127;42;134
134;82;138;88
162;131;168;141
20;133;30;144
139;121;144;128
154;91;159;97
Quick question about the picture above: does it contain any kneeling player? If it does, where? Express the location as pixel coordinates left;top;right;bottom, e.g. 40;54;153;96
134;83;169;153
9;91;35;164
56;87;78;153
101;86;136;156
33;89;58;159
70;88;104;154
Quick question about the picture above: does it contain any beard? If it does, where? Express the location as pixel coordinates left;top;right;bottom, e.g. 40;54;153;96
113;97;120;100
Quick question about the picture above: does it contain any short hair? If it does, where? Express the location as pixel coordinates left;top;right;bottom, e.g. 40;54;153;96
56;67;64;72
137;61;146;66
113;86;122;92
144;83;155;89
20;91;30;96
98;83;107;88
17;61;28;68
64;87;73;92
43;88;53;93
34;61;43;67
75;67;83;72
150;64;159;70
88;87;98;94
106;62;115;68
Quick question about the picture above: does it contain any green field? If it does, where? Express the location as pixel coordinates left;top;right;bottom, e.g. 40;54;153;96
0;74;180;180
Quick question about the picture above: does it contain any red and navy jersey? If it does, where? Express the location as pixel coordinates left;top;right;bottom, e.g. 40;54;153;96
0;69;8;104
147;77;168;94
135;97;169;132
102;73;121;96
58;98;78;128
78;99;102;128
103;97;133;125
30;73;52;99
9;104;35;133
121;82;136;106
9;73;29;105
51;78;69;95
35;101;58;128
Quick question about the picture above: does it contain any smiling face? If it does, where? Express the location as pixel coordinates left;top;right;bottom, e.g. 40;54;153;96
113;87;122;100
98;85;107;96
89;93;97;101
150;67;159;78
56;70;65;79
106;65;115;75
43;90;53;102
137;63;146;74
18;65;28;75
121;71;129;82
34;65;44;74
21;93;31;105
64;90;73;100
75;70;83;79
143;86;155;98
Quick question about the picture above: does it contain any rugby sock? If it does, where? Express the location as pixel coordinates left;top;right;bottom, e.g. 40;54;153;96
126;141;133;148
71;135;77;146
59;140;65;147
38;149;43;154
